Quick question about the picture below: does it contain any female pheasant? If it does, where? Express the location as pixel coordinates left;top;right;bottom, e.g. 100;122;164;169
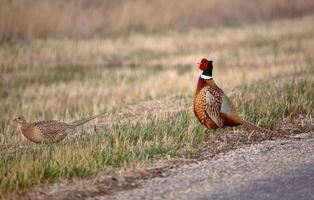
13;114;100;143
193;58;277;137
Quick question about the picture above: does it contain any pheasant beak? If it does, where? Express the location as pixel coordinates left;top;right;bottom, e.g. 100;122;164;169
13;118;17;122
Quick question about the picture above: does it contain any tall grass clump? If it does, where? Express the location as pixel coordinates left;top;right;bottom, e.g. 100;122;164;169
235;80;314;128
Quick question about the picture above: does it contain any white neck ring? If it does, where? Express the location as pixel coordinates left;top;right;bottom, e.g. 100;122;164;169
200;74;213;79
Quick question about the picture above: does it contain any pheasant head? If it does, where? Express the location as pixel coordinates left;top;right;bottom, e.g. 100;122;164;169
199;58;213;80
13;115;27;125
196;58;216;94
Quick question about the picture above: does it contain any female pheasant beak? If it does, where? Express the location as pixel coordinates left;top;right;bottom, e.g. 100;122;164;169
199;58;213;80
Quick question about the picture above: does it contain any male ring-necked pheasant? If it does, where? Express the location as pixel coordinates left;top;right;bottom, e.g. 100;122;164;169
193;58;278;137
13;114;100;143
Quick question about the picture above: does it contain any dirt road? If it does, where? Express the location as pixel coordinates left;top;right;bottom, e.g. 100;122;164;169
99;132;314;200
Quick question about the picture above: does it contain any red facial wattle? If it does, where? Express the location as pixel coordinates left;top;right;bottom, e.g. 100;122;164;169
199;58;208;71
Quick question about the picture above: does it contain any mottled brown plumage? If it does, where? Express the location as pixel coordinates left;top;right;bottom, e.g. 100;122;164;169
194;78;241;129
13;114;100;143
193;58;281;138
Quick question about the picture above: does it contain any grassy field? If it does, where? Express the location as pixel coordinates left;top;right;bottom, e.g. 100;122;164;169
0;14;313;198
1;0;314;41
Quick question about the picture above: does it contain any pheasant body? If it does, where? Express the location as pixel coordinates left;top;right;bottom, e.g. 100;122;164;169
193;58;279;137
194;82;241;129
14;115;100;143
29;120;71;143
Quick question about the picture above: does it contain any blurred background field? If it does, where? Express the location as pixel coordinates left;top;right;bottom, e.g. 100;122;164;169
1;0;314;41
0;0;313;198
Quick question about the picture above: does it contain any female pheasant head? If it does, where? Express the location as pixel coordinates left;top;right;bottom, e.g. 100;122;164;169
13;115;27;125
199;58;213;80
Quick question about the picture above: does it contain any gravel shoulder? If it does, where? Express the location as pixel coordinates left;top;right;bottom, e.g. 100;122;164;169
99;132;314;200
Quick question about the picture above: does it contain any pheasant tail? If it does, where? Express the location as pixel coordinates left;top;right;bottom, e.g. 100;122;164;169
69;114;101;128
240;119;284;138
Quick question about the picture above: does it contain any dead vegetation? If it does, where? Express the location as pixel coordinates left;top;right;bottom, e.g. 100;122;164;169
1;0;314;41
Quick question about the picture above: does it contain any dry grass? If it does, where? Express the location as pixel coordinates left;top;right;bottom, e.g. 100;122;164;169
1;0;314;41
0;14;313;198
